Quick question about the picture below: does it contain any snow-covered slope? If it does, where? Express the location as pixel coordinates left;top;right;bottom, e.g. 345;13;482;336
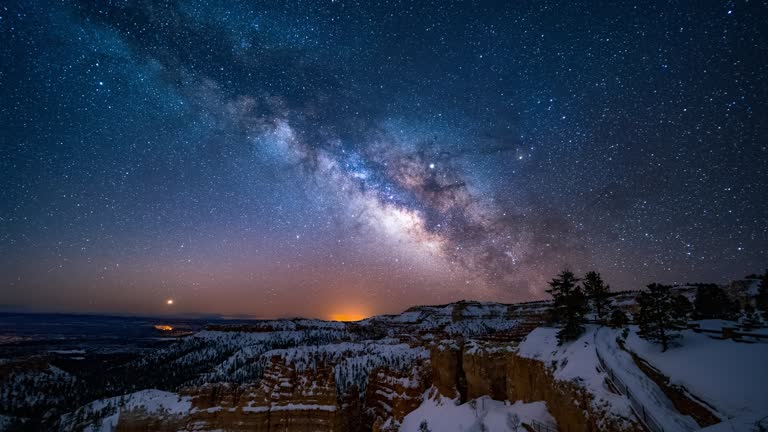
3;296;765;432
59;389;191;432
399;390;555;432
595;327;700;432
624;323;768;419
517;326;638;429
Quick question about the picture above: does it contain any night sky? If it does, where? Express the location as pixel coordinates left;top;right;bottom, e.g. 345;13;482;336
1;0;766;319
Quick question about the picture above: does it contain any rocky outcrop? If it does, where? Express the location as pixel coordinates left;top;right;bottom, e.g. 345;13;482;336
427;331;641;432
58;304;647;432
428;340;464;399
628;351;720;427
364;361;430;431
507;353;643;432
181;355;343;432
462;341;510;401
114;408;187;432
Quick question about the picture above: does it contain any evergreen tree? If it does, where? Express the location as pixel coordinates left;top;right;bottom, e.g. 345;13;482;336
693;284;738;320
637;284;685;351
419;420;431;432
671;294;693;321
757;271;768;318
546;269;588;344
741;304;761;328
609;308;628;328
506;412;521;431
582;271;611;323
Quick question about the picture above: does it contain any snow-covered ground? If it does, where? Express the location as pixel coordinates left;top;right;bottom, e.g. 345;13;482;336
517;326;637;430
262;340;429;396
60;389;191;432
519;323;768;432
0;415;12;431
624;322;768;419
699;413;768;432
399;390;555;432
595;327;700;432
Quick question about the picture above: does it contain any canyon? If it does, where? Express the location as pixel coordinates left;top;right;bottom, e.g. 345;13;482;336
4;287;767;432
56;300;645;432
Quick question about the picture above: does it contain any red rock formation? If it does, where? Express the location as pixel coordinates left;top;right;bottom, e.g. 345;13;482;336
179;355;343;432
364;360;431;431
428;340;463;399
462;341;510;401
506;353;643;432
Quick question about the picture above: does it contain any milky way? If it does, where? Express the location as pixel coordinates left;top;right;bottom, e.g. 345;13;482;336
1;0;766;317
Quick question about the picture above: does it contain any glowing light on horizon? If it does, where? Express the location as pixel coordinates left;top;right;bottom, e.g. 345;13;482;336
166;299;174;305
329;312;367;322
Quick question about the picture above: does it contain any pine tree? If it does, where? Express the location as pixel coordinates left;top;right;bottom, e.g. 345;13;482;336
693;284;738;320
741;304;761;329
637;284;685;351
757;271;768;318
583;271;611;323
506;412;521;431
419;420;431;432
671;294;693;321
609;308;628;328
546;269;588;344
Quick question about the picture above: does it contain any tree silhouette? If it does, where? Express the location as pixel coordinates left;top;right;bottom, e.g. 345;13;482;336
419;420;432;432
583;271;611;323
693;284;738;320
546;269;588;344
757;271;768;318
671;294;693;321
506;412;521;431
609;308;628;328
637;284;685;351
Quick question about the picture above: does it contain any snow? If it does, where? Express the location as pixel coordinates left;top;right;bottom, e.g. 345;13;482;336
517;326;637;429
0;363;78;412
243;403;337;412
400;390;555;432
48;349;86;354
594;327;700;432
60;390;191;432
462;302;509;317
390;311;423;323
699;413;768;431
444;318;520;336
694;319;738;331
0;415;12;432
262;340;429;396
624;324;768;418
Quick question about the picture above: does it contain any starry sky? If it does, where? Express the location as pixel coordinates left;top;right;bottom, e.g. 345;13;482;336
1;0;767;319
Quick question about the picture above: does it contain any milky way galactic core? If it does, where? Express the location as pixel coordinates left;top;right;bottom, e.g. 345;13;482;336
1;0;766;317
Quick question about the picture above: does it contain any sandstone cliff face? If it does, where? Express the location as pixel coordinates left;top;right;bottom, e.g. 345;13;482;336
180;355;342;432
425;333;641;432
462;342;510;401
364;361;430;431
71;303;645;432
428;340;463;400
114;408;187;432
91;343;642;432
506;353;643;432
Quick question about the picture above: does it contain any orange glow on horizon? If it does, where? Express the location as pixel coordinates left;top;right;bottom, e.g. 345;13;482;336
328;312;368;322
154;324;174;331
